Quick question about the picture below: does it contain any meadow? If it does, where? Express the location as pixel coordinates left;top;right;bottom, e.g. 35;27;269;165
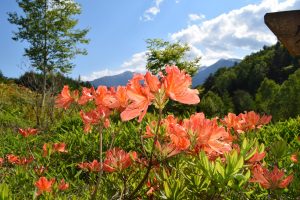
0;66;300;199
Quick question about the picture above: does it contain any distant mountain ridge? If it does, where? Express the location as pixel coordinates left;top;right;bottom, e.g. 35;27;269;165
90;58;241;88
192;58;241;87
90;71;134;87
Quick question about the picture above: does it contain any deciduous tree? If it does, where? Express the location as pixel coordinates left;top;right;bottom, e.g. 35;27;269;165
8;0;89;126
146;39;200;76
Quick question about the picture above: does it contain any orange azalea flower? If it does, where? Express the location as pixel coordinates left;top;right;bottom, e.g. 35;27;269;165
155;141;181;158
222;112;272;134
291;154;298;163
144;123;156;138
250;165;293;189
18;128;38;137
58;179;69;191
167;123;190;150
78;160;101;172
78;87;94;105
56;85;78;109
115;86;129;110
220;113;244;134
145;72;161;93
18;156;34;165
35;177;56;196
7;154;19;164
93;86;109;106
80;108;109;133
42;143;48;157
184;113;232;157
0;158;3;166
103;148;137;172
121;74;154;122
247;150;266;164
52;143;68;153
80;110;100;133
163;65;200;105
239;111;272;132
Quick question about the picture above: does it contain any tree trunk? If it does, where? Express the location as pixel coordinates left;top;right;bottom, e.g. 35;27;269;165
40;68;47;127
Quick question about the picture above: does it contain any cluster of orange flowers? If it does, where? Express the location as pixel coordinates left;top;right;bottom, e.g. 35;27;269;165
250;165;293;189
78;148;137;173
55;65;200;130
144;113;232;159
6;154;34;165
22;65;291;194
42;142;68;157
0;126;70;196
18;128;38;137
35;177;69;196
0;66;296;197
221;111;272;134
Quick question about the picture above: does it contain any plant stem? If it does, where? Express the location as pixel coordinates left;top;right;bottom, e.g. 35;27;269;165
91;124;103;200
126;109;163;199
120;175;127;200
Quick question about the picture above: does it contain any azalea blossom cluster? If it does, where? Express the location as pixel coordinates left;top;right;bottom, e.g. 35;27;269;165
53;65;296;197
78;148;137;173
221;111;272;134
145;113;232;160
18;128;38;137
6;154;34;165
250;165;293;189
55;65;200;130
42;142;68;157
35;177;69;196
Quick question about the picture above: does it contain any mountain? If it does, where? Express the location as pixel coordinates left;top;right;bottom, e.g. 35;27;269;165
90;71;134;87
192;58;241;87
90;58;240;88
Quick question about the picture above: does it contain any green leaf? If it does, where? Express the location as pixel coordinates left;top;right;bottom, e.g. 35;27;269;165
163;181;171;198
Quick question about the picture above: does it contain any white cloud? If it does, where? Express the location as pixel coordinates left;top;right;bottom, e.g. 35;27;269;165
121;51;147;68
82;52;147;81
84;0;300;81
141;0;165;21
171;0;300;65
188;13;205;22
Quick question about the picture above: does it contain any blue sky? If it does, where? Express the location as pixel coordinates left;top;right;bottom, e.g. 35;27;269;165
0;0;299;81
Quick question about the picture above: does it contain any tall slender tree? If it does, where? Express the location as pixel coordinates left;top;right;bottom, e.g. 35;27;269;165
8;0;89;126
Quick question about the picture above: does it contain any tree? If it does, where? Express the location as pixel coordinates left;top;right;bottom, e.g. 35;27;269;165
146;39;200;76
271;69;300;121
255;78;280;114
198;91;225;118
8;0;89;126
232;90;256;113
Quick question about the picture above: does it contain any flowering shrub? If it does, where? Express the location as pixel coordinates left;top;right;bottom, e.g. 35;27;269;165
0;65;299;199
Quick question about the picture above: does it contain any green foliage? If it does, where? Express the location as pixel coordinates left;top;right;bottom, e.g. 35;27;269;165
146;38;200;76
255;78;280;114
232;90;256;113
1;62;300;199
271;69;300;121
8;0;89;74
201;43;300;120
198;91;226;117
15;71;91;93
0;83;36;130
8;0;89;128
256;117;300;197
